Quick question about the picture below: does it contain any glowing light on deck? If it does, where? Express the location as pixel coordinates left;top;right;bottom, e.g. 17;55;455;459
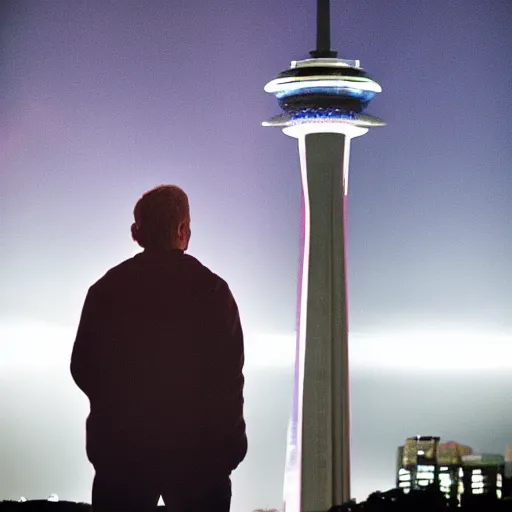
263;58;384;129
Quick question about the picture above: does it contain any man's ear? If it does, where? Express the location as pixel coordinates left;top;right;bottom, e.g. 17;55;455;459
177;220;187;241
131;223;138;242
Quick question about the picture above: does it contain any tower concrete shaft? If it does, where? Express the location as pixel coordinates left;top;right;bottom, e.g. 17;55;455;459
299;132;351;511
281;125;367;512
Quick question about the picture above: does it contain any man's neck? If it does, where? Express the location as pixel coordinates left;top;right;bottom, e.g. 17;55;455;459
143;246;184;255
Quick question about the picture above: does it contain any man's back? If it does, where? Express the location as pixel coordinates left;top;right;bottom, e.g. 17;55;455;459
71;248;247;474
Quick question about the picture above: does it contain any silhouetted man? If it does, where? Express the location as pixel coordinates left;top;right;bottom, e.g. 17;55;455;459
71;185;247;512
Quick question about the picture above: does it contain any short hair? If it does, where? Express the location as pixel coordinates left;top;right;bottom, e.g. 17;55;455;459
131;185;190;249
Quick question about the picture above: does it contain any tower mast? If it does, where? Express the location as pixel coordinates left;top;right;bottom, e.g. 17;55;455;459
310;0;337;58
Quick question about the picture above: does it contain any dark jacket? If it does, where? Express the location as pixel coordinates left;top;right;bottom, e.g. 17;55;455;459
70;249;247;474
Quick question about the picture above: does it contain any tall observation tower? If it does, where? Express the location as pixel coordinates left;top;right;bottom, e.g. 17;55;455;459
263;1;384;511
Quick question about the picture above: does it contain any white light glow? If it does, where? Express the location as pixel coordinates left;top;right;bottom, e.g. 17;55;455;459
350;325;512;371
264;77;382;95
0;321;74;368
342;135;351;195
245;333;296;368
240;325;512;372
291;58;361;69
2;320;509;372
283;122;368;139
282;133;314;512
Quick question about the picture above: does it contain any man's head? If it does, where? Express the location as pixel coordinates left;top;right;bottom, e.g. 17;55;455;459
131;185;191;251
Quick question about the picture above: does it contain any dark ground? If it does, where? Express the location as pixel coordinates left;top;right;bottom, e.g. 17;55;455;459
1;488;512;511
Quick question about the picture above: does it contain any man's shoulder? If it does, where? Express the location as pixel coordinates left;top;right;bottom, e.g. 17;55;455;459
88;252;230;295
88;256;138;293
182;255;238;314
181;253;230;293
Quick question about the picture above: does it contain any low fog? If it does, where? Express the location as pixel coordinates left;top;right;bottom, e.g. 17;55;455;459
1;324;510;511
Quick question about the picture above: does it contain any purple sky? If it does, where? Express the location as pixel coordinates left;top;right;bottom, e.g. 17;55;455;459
1;1;511;509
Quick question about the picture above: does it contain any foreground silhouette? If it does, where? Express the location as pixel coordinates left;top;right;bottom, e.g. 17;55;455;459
2;487;512;511
70;186;247;511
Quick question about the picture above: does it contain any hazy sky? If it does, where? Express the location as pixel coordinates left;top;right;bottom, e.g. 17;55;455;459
1;0;511;510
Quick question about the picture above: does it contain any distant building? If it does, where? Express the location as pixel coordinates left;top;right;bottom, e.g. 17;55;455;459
396;436;507;504
459;455;504;505
397;436;441;492
503;445;512;498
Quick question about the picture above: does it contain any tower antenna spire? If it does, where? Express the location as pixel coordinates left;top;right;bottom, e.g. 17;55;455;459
310;0;338;58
